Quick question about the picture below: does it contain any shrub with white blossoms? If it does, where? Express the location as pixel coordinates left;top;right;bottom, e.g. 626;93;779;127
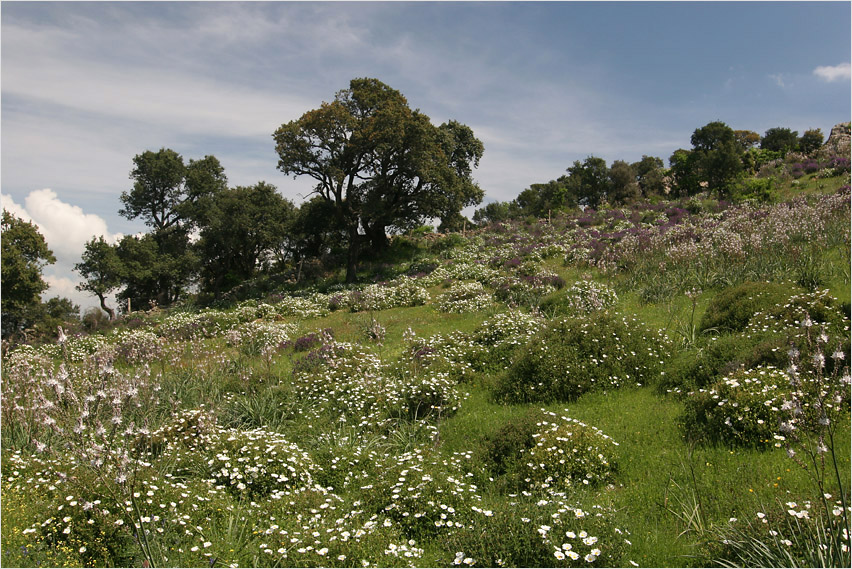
519;413;620;491
563;280;618;314
227;321;299;356
111;329;163;364
437;282;494;313
445;494;634;568
291;341;466;433
274;295;330;319
203;427;320;499
472;310;544;350
156;309;240;340
681;366;789;448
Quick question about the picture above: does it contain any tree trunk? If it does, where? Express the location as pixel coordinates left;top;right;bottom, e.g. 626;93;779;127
365;221;390;253
97;293;116;321
345;225;360;283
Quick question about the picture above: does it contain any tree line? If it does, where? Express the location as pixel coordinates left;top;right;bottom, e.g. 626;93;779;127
473;122;826;224
70;78;484;322
0;76;835;337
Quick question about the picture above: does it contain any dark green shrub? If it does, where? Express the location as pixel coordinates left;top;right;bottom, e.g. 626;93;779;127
493;312;671;404
481;409;547;476
731;177;775;203
660;332;787;393
700;281;799;334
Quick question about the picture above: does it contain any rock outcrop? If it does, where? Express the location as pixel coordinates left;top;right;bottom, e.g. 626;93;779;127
818;122;851;160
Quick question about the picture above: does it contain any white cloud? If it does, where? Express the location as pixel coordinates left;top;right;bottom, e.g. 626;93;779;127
769;73;787;88
813;62;851;82
17;189;121;259
2;190;122;311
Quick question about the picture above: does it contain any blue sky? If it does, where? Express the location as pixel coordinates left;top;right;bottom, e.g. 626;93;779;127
2;1;850;310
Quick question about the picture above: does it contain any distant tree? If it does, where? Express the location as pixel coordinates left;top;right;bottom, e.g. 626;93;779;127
437;211;471;233
273;78;484;282
116;228;197;310
118;148;225;305
733;130;761;152
119;148;227;231
473;201;512;225
195;182;296;299
75;236;123;320
30;296;81;339
760;127;799;153
1;210;56;337
607;160;640;205
690;121;744;196
668;148;701;196
43;296;80;323
567;156;609;208
632;155;666;197
798;128;824;155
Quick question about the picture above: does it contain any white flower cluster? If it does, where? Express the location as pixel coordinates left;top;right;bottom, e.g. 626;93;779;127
563;280;618;314
520;412;620;491
227;321;299;354
437;282;494;313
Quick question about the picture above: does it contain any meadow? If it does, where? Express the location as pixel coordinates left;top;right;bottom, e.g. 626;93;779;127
1;171;850;568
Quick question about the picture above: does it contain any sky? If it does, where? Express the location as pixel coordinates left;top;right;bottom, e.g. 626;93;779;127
2;1;850;312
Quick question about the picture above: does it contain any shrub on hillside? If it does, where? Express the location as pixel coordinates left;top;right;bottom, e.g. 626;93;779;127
745;289;849;337
660;332;789;393
540;280;618;317
494;312;670;404
700;281;800;334
515;413;619;492
444;497;633;568
680;366;789;448
481;409;548;477
436;281;494;313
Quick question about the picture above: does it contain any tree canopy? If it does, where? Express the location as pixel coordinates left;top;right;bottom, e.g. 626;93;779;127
760;127;799;154
1;210;58;337
75;236;123;320
273;77;484;281
119;149;228;231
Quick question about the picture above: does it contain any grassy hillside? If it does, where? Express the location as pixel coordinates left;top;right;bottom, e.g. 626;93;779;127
2;178;850;568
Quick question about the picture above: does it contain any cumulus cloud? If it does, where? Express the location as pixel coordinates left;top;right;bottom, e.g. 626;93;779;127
813;63;851;82
3;189;121;260
2;190;122;310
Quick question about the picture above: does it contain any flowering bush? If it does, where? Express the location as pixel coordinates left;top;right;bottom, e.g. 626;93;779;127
226;321;298;356
444;496;633;568
699;281;799;334
111;329;163;365
156;309;239;340
518;413;619;491
203;427;320;499
274;295;330;319
495;312;670;403
681;366;790;447
437;282;494;314
540;280;618;316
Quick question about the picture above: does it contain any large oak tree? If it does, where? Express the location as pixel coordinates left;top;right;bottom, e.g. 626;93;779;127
273;78;483;282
